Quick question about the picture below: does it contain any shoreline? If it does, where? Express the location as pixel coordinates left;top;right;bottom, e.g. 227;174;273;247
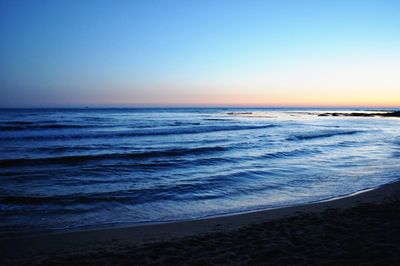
1;179;399;263
0;181;391;240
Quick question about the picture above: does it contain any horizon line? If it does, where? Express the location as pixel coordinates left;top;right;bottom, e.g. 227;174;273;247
1;104;399;110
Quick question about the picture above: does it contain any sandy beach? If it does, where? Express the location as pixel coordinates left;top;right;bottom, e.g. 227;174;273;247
1;179;400;265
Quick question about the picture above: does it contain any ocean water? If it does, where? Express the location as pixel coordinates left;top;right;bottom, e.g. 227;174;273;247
1;108;399;237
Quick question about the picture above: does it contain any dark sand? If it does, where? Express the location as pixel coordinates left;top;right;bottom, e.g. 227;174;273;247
1;180;400;265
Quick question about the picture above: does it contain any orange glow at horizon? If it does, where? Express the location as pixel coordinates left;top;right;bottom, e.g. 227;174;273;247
88;54;400;108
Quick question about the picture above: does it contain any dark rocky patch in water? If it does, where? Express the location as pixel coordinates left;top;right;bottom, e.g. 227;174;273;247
318;111;400;117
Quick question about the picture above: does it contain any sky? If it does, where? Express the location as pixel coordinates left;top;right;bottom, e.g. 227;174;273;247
0;0;399;108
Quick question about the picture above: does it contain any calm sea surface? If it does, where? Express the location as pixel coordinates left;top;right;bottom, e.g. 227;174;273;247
1;108;399;237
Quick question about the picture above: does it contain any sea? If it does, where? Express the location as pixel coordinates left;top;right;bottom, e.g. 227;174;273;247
1;107;399;237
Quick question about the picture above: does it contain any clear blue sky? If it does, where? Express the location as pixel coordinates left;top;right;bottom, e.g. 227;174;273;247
1;0;399;107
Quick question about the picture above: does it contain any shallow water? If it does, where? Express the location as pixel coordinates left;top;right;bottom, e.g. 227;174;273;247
1;108;399;237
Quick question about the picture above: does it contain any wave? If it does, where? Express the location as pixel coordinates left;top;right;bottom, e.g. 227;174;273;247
0;146;227;167
0;192;175;206
203;118;233;121
2;121;34;125
0;124;276;141
0;172;281;206
0;124;95;131
287;130;362;141
34;145;115;153
227;112;253;115
0;185;201;205
262;148;321;159
168;122;201;126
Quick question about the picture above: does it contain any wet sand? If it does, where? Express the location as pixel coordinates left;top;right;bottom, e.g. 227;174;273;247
1;180;400;265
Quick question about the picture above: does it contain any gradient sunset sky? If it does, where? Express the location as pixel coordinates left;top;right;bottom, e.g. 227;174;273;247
1;0;399;107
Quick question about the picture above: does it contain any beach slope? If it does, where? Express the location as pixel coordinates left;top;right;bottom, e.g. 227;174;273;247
1;180;400;265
